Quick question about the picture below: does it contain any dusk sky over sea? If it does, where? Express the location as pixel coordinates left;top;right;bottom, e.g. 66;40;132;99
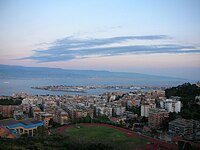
0;0;200;80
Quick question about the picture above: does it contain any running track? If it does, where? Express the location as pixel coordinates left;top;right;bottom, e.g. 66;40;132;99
56;123;177;150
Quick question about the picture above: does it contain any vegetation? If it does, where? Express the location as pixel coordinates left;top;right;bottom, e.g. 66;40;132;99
115;94;125;101
49;118;63;128
165;83;200;107
97;114;110;122
179;104;200;121
0;134;114;150
73;116;92;124
63;126;148;150
161;112;177;130
0;114;9;120
165;83;200;121
0;125;149;150
127;106;141;116
92;115;110;124
0;98;23;105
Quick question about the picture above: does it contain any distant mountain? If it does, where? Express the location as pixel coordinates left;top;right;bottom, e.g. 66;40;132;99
0;64;186;81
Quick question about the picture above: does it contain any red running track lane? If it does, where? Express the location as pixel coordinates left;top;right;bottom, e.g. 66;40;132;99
56;123;177;150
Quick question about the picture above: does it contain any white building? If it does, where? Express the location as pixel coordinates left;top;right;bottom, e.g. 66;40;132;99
113;106;126;116
141;103;156;117
165;101;173;112
96;106;113;117
174;101;181;113
160;99;181;113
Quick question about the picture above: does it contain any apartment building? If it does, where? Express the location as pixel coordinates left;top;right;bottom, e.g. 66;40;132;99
148;108;169;129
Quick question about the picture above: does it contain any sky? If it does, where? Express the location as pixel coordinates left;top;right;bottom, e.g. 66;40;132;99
0;0;200;80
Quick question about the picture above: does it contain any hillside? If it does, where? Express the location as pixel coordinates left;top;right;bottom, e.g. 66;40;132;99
0;64;186;81
165;83;200;121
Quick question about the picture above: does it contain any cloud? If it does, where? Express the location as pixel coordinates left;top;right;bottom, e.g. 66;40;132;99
20;35;200;62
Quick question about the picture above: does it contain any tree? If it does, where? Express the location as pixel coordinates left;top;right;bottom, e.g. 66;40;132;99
0;98;22;105
165;83;200;121
169;112;177;121
49;118;54;126
84;116;91;123
127;106;141;116
63;119;67;124
98;115;110;123
0;114;9;120
165;83;200;107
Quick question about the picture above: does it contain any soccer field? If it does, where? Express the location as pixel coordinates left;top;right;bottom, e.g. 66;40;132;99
62;125;149;150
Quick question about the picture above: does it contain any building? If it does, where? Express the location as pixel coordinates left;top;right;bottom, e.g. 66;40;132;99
73;109;93;119
0;119;43;136
126;99;139;108
160;99;181;113
13;110;27;120
0;105;18;117
34;112;53;128
148;108;169;129
54;107;69;125
169;118;200;136
0;126;15;138
112;106;125;116
96;106;112;117
41;113;53;128
59;111;69;125
141;103;156;117
62;104;75;119
32;106;41;118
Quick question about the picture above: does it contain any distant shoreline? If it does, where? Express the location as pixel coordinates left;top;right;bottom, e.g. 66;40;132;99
31;85;165;93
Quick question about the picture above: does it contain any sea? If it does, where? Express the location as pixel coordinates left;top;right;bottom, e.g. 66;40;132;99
0;76;187;96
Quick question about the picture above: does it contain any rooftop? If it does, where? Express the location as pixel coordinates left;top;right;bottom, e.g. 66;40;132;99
169;118;197;127
0;119;18;126
19;119;42;125
149;108;168;114
0;119;43;127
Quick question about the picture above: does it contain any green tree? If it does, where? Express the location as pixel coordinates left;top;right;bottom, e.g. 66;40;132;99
98;115;110;123
84;116;91;123
0;98;22;105
165;83;200;121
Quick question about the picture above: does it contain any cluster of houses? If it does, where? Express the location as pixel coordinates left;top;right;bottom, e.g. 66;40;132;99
0;91;200;142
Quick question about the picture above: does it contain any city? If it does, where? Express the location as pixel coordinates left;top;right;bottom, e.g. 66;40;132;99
0;82;200;149
1;0;200;150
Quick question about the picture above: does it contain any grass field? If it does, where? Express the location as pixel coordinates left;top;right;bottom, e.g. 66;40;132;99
62;125;149;150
